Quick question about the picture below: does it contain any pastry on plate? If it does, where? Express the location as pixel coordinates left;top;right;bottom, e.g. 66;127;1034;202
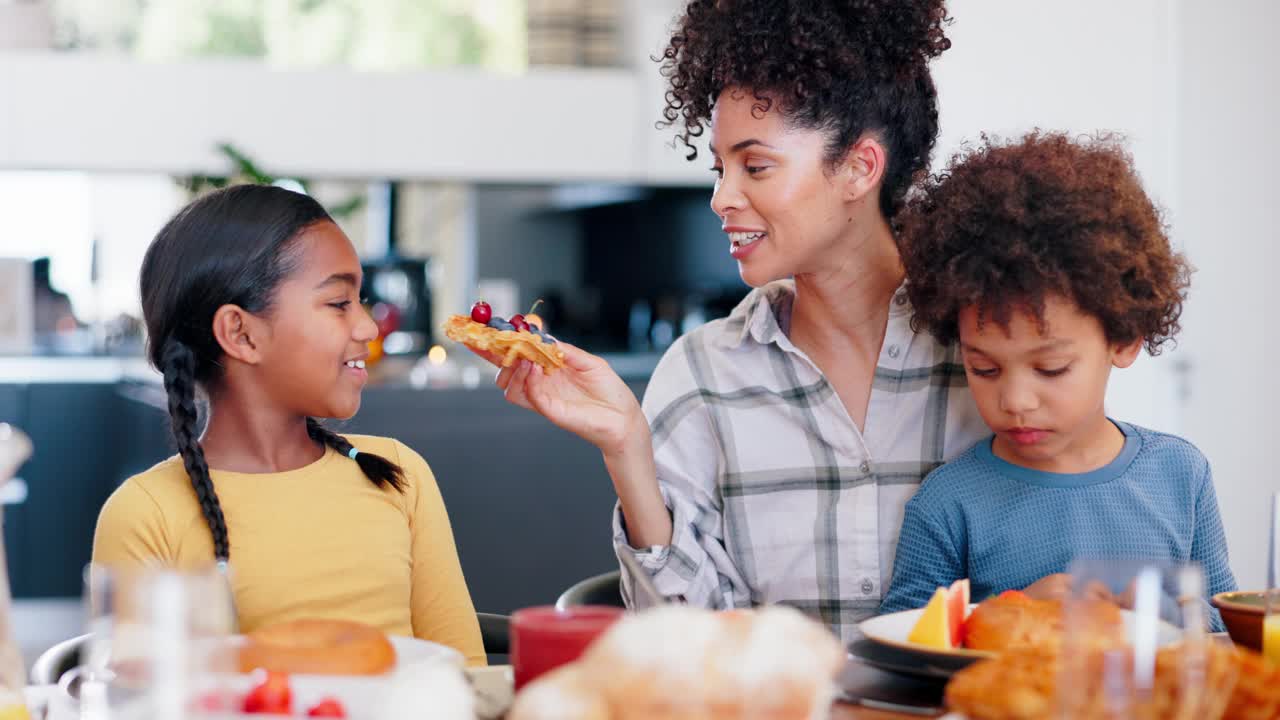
509;605;846;720
963;591;1122;653
237;618;396;676
945;640;1268;720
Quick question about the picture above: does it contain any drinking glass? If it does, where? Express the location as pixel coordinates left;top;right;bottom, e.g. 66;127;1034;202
510;606;624;690
1054;559;1235;719
0;424;32;718
53;565;237;720
1263;493;1280;663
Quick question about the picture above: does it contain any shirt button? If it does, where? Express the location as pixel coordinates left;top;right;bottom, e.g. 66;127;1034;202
887;345;900;359
861;579;875;595
860;460;871;473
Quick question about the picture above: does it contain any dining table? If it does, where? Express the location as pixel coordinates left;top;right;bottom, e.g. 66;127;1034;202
462;651;953;720
470;631;1237;719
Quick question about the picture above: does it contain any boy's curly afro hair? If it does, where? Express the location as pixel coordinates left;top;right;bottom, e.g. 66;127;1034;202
657;0;952;224
899;132;1192;355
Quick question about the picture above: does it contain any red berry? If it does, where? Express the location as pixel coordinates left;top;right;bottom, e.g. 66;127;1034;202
307;698;347;717
509;314;530;332
373;301;401;337
193;690;231;712
242;671;292;715
470;301;492;324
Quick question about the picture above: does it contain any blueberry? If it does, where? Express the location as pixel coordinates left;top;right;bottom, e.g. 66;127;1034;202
487;317;515;331
527;326;554;343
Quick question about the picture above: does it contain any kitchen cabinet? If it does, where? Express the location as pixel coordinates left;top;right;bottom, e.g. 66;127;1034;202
0;372;644;613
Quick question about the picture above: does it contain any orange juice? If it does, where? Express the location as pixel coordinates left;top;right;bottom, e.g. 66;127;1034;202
0;689;27;720
1264;614;1280;663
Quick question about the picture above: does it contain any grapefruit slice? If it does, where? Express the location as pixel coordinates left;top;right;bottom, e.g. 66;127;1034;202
947;578;970;647
907;587;952;649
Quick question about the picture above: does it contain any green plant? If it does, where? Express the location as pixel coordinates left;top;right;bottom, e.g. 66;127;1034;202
177;142;365;219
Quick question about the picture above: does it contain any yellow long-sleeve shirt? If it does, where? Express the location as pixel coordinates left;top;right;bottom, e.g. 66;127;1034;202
92;434;486;666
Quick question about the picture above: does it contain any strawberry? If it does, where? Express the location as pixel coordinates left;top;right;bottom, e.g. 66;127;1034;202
306;698;347;717
242;671;292;715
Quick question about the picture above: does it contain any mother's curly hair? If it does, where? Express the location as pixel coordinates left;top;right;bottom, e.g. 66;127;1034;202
899;132;1192;355
658;0;952;223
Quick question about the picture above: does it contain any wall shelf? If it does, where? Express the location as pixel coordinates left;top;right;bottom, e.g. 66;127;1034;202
0;52;711;186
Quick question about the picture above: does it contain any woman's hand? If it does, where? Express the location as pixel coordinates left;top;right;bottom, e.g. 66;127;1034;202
491;343;644;458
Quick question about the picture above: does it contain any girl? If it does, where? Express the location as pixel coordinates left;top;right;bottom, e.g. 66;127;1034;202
490;0;988;643
93;185;485;665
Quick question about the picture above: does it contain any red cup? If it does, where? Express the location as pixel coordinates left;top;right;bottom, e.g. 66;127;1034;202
510;605;624;690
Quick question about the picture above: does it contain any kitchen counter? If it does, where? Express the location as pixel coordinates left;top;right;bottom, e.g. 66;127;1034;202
0;355;156;384
0;355;653;613
0;350;663;386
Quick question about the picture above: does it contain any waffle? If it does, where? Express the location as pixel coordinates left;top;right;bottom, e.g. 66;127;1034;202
442;314;566;374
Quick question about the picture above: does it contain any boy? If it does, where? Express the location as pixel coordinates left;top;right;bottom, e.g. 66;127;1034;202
879;132;1236;629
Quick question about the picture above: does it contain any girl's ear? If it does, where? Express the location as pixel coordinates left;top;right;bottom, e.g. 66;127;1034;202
1111;338;1143;369
211;304;266;364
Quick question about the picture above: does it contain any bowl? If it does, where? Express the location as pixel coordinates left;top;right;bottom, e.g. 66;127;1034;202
1211;590;1266;650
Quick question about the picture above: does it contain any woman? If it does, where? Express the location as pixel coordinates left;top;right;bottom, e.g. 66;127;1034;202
495;0;986;642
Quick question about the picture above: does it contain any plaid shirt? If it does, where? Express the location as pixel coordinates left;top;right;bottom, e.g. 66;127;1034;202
612;280;988;642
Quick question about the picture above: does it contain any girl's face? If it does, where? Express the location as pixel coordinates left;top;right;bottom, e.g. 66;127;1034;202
708;87;864;287
255;221;377;420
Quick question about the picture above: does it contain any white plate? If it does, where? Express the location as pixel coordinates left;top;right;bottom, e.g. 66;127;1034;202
43;637;472;720
229;633;463;672
858;606;1182;665
383;635;466;669
858;604;992;663
218;635;468;719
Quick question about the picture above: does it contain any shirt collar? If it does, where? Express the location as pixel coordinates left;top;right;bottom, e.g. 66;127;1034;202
717;280;913;350
716;280;793;350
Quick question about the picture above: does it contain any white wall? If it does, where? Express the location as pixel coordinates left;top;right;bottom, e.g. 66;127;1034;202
933;0;1183;435
1174;0;1280;590
0;54;641;182
935;0;1278;589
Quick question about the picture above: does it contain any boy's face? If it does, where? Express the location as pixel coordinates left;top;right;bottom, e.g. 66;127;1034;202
958;295;1142;473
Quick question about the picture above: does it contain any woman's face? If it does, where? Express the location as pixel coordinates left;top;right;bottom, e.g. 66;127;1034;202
708;87;857;287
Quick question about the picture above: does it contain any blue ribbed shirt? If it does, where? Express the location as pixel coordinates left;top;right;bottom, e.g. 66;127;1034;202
879;421;1236;631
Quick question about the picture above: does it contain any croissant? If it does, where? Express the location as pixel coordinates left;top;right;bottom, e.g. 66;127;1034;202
963;593;1123;653
509;606;846;720
946;640;1277;720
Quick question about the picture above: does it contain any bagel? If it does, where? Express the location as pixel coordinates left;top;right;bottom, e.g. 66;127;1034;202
237;618;396;676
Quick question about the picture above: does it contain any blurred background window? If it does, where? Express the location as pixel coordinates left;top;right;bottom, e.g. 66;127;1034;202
48;0;530;72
